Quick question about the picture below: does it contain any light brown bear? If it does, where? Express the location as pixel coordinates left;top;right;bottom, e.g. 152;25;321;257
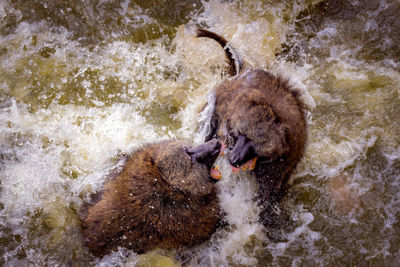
196;29;307;225
80;139;223;257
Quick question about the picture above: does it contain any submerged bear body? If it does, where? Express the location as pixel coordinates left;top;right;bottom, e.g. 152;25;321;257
80;139;223;257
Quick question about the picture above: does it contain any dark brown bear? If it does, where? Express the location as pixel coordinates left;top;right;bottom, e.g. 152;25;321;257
196;29;307;224
80;139;223;257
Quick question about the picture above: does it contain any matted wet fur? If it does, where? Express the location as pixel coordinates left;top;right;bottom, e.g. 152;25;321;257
79;139;223;257
196;29;307;226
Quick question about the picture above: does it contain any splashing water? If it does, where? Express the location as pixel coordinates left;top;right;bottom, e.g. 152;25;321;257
1;0;399;266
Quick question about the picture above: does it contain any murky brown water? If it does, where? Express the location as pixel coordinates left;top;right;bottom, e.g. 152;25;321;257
1;0;399;266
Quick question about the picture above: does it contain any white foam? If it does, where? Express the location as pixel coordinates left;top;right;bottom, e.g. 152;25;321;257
1;0;399;266
216;159;261;226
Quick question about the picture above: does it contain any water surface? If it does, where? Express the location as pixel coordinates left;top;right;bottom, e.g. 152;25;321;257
1;0;399;266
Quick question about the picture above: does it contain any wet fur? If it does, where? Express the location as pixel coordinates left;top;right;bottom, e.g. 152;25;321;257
80;140;222;257
196;29;307;225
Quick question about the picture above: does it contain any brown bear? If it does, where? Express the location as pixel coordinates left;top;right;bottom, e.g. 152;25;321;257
196;29;307;225
80;139;223;257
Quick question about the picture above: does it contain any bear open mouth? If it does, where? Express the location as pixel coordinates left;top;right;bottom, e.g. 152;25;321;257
209;142;225;180
210;165;222;180
231;157;258;173
210;155;258;179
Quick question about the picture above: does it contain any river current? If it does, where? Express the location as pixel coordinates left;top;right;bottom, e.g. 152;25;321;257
0;0;399;266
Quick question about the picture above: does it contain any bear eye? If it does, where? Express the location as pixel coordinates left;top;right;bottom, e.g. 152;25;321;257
229;129;241;143
250;100;258;107
229;130;238;142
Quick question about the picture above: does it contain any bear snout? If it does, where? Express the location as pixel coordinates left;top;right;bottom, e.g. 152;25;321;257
185;139;222;168
229;134;257;168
